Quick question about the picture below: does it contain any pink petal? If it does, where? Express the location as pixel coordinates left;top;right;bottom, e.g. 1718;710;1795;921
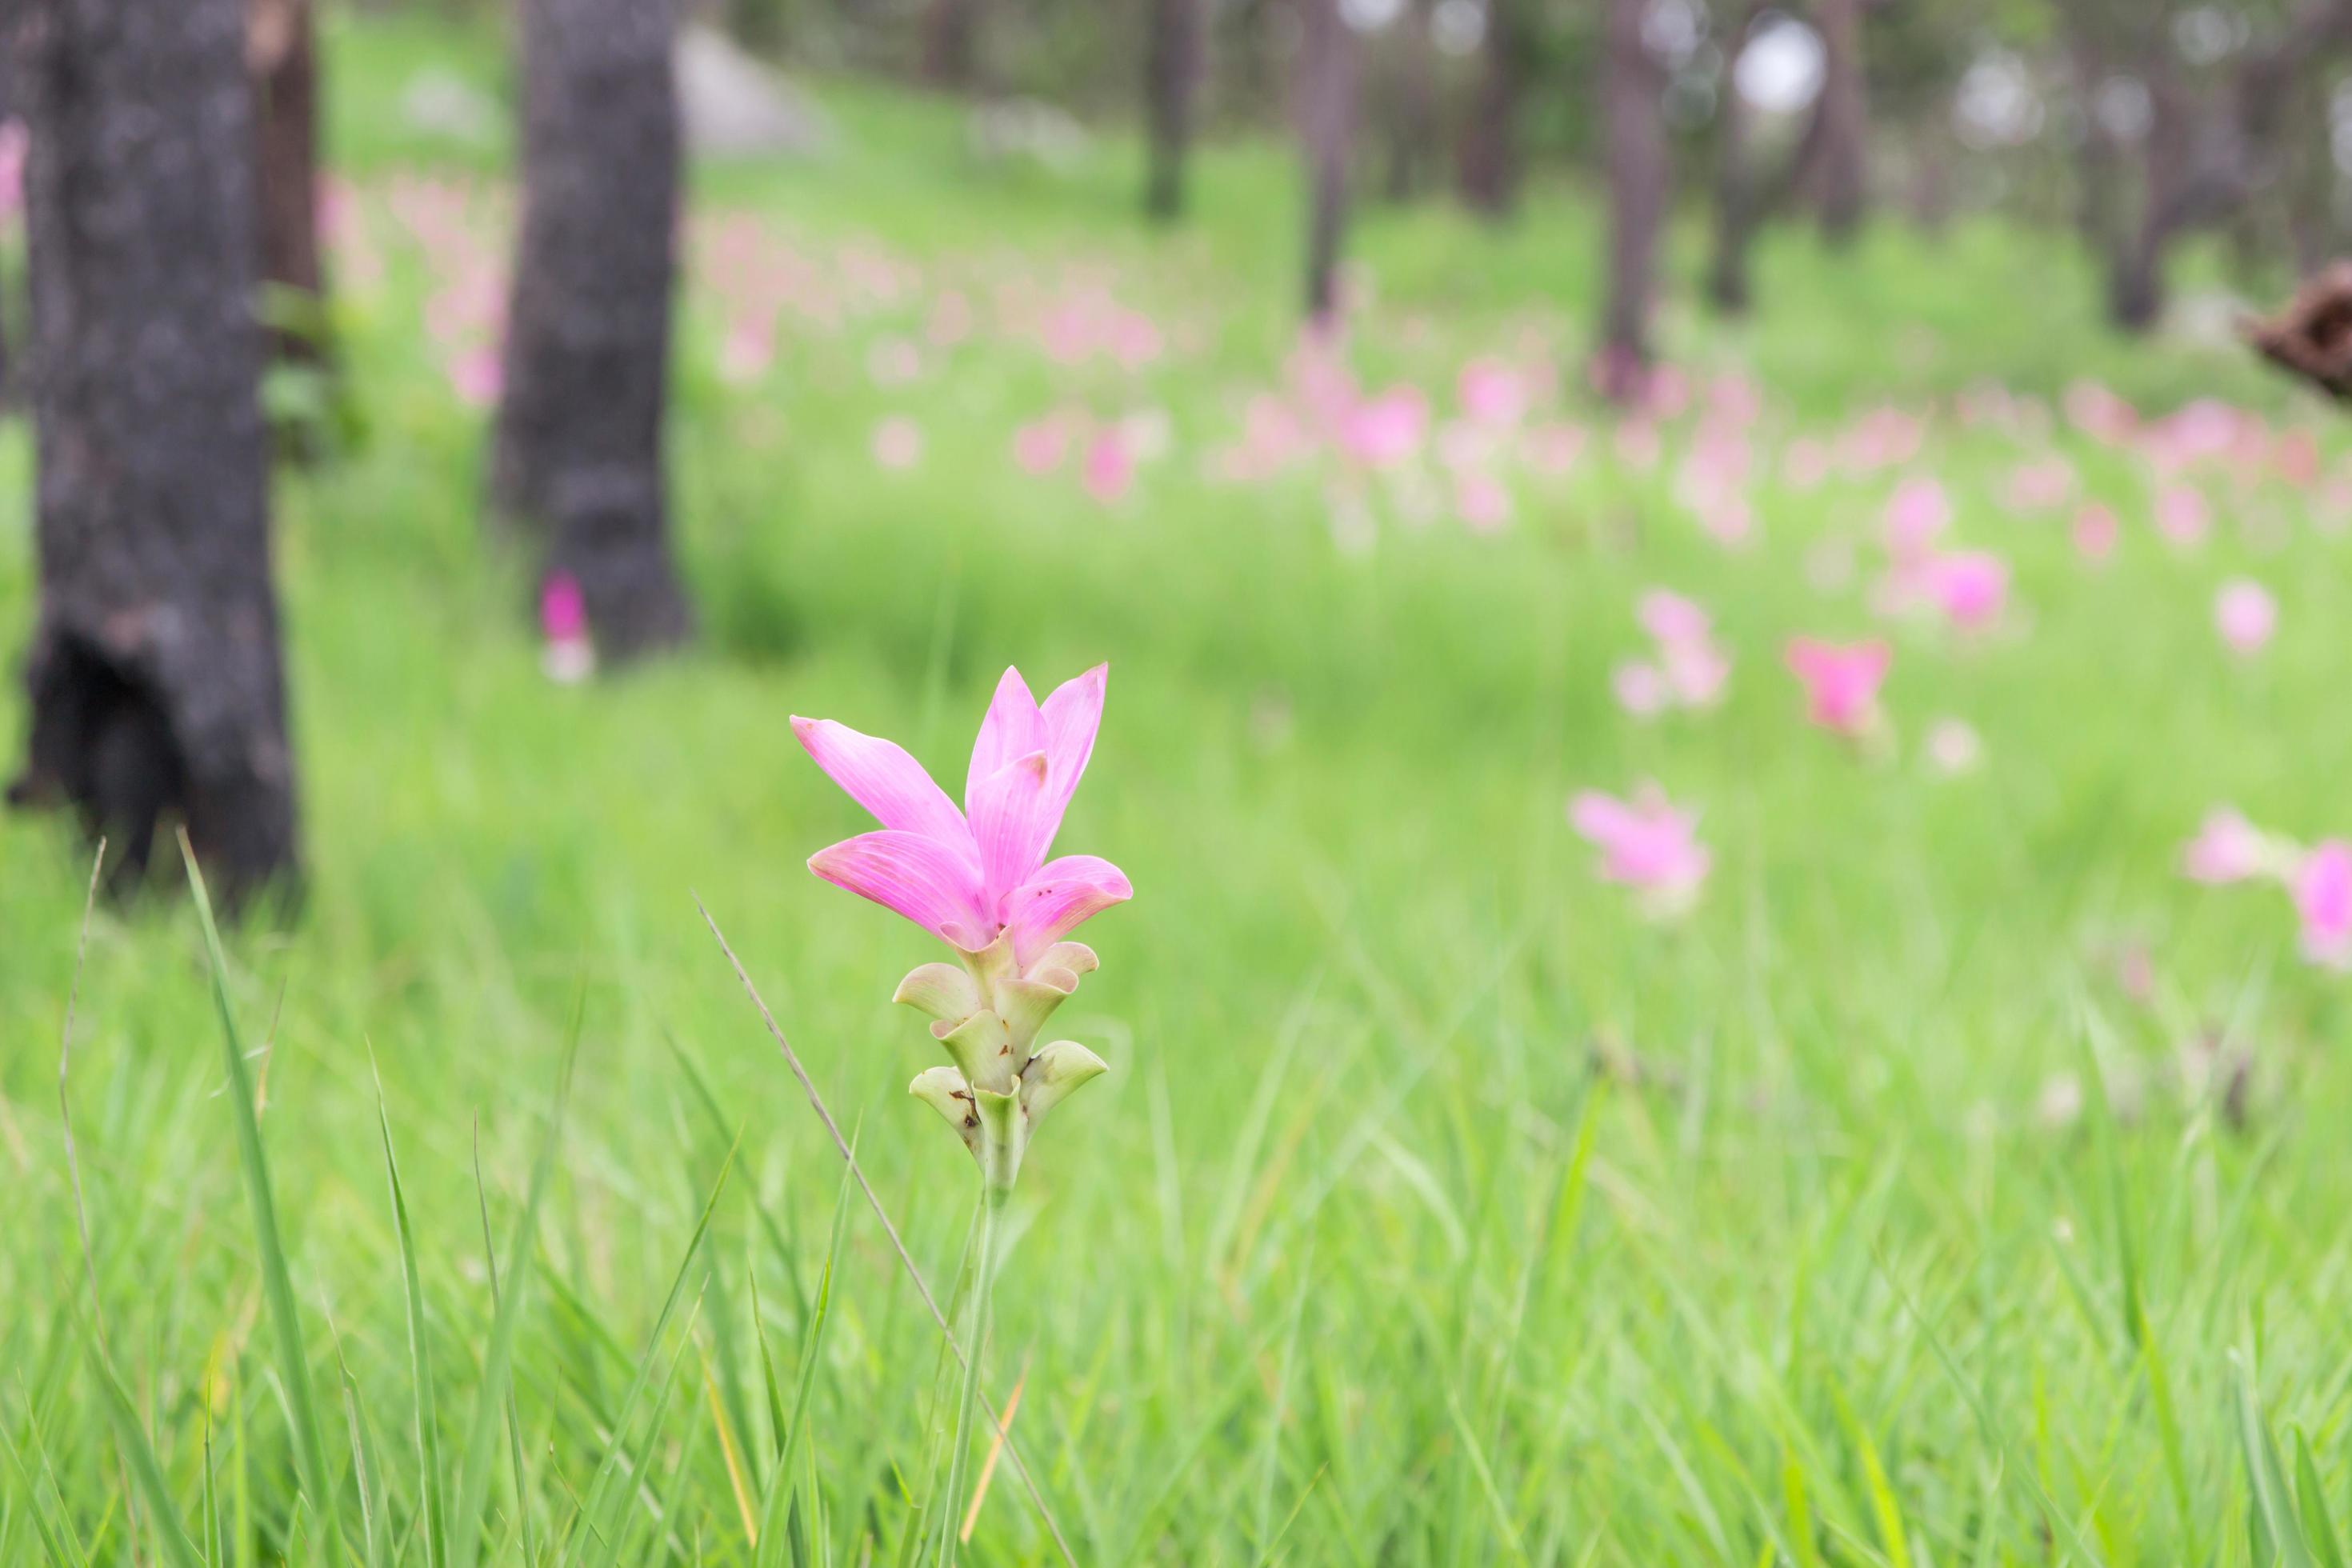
792;718;972;852
966;667;1044;810
1002;854;1133;967
968;750;1054;909
1038;664;1107;822
807;830;992;950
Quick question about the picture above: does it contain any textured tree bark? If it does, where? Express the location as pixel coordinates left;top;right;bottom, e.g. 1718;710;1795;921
1297;0;1355;324
921;0;980;90
493;0;694;663
1598;0;1666;400
1455;0;1521;217
1143;0;1203;220
1806;0;1868;244
250;0;326;364
12;0;300;901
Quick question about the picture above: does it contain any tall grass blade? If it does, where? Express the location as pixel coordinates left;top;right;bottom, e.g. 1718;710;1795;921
180;837;346;1560
375;1073;447;1568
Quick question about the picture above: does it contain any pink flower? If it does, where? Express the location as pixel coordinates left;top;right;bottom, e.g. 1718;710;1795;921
1926;550;2008;630
796;666;1130;963
1925;717;1981;775
448;346;502;408
1661;638;1730;706
1883;478;1951;561
2181;808;2268;884
1082;430;1135;504
2073;503;2118;563
1570;786;1710;910
2214;579;2276;655
0;121;26;222
1013;414;1071;475
2154;484;2210;546
1455;470;1511;533
1458;358;1527;426
1340;386;1429;468
540;572;586;642
2296;841;2352;967
1612;661;1670;718
1638;590;1710;646
1785;638;1890;736
871;415;923;470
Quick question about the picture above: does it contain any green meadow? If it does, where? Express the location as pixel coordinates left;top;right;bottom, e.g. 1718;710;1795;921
5;14;2352;1565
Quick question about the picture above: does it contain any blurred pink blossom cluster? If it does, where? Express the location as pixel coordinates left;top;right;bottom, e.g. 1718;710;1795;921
1871;477;2009;632
2183;809;2352;968
1613;590;1730;719
1570;785;1710;917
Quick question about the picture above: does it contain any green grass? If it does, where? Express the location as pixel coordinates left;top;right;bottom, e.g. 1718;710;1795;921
6;13;2352;1565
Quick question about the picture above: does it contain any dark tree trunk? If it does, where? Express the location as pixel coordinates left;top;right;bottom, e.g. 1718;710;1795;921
921;0;979;90
1297;0;1354;324
13;0;299;901
1807;0;1867;244
250;0;326;364
1455;0;1521;216
1143;0;1203;221
492;0;693;663
1705;2;1765;314
1598;0;1665;400
1382;0;1436;203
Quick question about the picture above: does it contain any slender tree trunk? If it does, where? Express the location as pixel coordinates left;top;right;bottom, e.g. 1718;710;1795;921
1705;2;1764;314
493;0;694;662
1808;0;1867;243
922;0;979;90
1383;0;1436;202
13;0;299;900
1297;0;1355;324
1598;0;1666;399
1143;0;1203;221
250;0;326;363
1456;0;1521;216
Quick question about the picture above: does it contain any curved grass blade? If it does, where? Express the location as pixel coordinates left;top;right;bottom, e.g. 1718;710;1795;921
374;1072;446;1568
88;1348;204;1568
2235;1357;2317;1568
755;1151;858;1568
2297;1430;2346;1568
472;1127;540;1568
448;1051;573;1568
179;837;346;1561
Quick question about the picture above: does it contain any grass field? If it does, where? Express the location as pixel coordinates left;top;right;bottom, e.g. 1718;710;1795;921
6;14;2352;1565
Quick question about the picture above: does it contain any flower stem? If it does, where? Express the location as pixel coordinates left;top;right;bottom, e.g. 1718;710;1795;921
938;1186;1002;1567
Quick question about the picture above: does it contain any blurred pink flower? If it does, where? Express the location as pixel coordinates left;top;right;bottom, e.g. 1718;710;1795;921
1458;358;1527;426
1013;413;1071;475
1883;477;1952;560
1638;590;1710;646
795;665;1130;962
1570;786;1710;908
2296;841;2352;967
541;572;586;642
2002;456;2074;511
1341;386;1428;468
0;121;25;222
1661;638;1730;706
2214;578;2276;655
1925;717;1981;775
2073;503;2119;563
1082;429;1135;504
1785;638;1890;736
2182;808;2268;883
1612;662;1670;718
449;346;502;409
872;415;923;470
1456;470;1511;533
1926;550;2008;630
2154;484;2210;546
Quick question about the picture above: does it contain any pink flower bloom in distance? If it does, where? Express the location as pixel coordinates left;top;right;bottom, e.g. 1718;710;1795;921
1570;786;1710;911
1926;550;2009;630
871;415;923;470
2296;841;2352;967
2214;578;2276;655
1785;638;1890;736
2182;808;2268;884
